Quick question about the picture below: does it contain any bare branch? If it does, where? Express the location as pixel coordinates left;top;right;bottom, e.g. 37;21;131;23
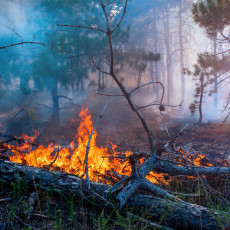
111;0;128;34
36;103;52;110
57;24;107;34
130;81;164;104
85;104;108;183
92;56;111;75
0;41;51;50
165;124;172;139
96;92;124;97
137;101;182;111
153;160;230;176
58;95;73;101
163;124;189;150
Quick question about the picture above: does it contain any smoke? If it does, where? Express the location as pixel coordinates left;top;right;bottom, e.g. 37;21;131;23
0;0;228;133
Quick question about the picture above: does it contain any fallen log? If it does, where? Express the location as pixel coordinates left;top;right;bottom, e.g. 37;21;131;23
0;160;229;230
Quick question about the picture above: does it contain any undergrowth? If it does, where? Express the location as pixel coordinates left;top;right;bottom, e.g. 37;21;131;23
0;172;229;230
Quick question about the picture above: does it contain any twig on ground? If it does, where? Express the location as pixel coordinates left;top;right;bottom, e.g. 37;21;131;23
14;215;34;230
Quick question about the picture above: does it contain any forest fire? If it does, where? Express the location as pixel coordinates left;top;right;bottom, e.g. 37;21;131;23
2;0;230;228
0;108;214;185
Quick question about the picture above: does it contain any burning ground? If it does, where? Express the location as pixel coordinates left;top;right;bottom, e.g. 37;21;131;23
1;94;227;185
0;94;230;230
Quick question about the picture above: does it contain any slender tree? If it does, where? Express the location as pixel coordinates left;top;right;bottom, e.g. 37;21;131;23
192;0;230;118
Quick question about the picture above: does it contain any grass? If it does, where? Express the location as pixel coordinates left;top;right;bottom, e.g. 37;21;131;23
0;172;229;230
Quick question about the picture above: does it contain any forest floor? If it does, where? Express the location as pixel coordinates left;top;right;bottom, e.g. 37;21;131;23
0;89;230;229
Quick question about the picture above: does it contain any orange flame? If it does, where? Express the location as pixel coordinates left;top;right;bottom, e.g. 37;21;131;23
1;108;213;185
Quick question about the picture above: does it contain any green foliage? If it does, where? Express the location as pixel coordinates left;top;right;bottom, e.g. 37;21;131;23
192;0;230;39
115;210;131;229
93;210;111;230
54;208;62;230
185;63;211;122
189;102;196;116
120;48;160;72
192;0;230;92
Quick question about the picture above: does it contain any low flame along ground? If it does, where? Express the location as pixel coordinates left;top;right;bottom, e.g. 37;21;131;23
2;108;214;185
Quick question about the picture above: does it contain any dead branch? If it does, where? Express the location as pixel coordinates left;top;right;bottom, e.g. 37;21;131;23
57;24;107;34
163;124;188;151
137;101;183;111
58;95;73;101
130;81;164;104
0;160;229;230
47;147;60;168
85;104;108;183
0;105;26;123
96;92;124;97
14;215;34;230
55;0;230;218
153;160;230;176
36;103;52;110
0;41;51;50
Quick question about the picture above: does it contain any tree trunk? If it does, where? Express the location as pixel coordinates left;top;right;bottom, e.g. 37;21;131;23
153;10;159;100
51;80;60;125
137;70;142;87
98;71;102;90
163;5;172;104
198;75;204;124
0;160;228;230
160;47;166;87
179;1;185;107
213;38;218;112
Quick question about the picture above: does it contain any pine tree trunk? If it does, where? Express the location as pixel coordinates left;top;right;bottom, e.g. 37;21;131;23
198;75;204;124
163;5;172;104
179;1;185;107
213;38;218;112
153;10;159;100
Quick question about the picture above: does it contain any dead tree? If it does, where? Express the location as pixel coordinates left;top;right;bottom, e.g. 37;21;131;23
1;160;229;230
56;0;230;213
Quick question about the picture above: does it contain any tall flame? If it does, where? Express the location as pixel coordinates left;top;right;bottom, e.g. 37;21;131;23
2;108;213;184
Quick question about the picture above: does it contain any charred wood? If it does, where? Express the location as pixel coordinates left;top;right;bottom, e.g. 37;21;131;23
0;160;229;230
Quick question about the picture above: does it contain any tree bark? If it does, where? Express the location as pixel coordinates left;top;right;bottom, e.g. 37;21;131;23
163;5;172;104
0;160;228;230
179;1;185;107
213;38;218;112
137;70;142;87
98;71;101;89
153;10;159;100
198;74;204;124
